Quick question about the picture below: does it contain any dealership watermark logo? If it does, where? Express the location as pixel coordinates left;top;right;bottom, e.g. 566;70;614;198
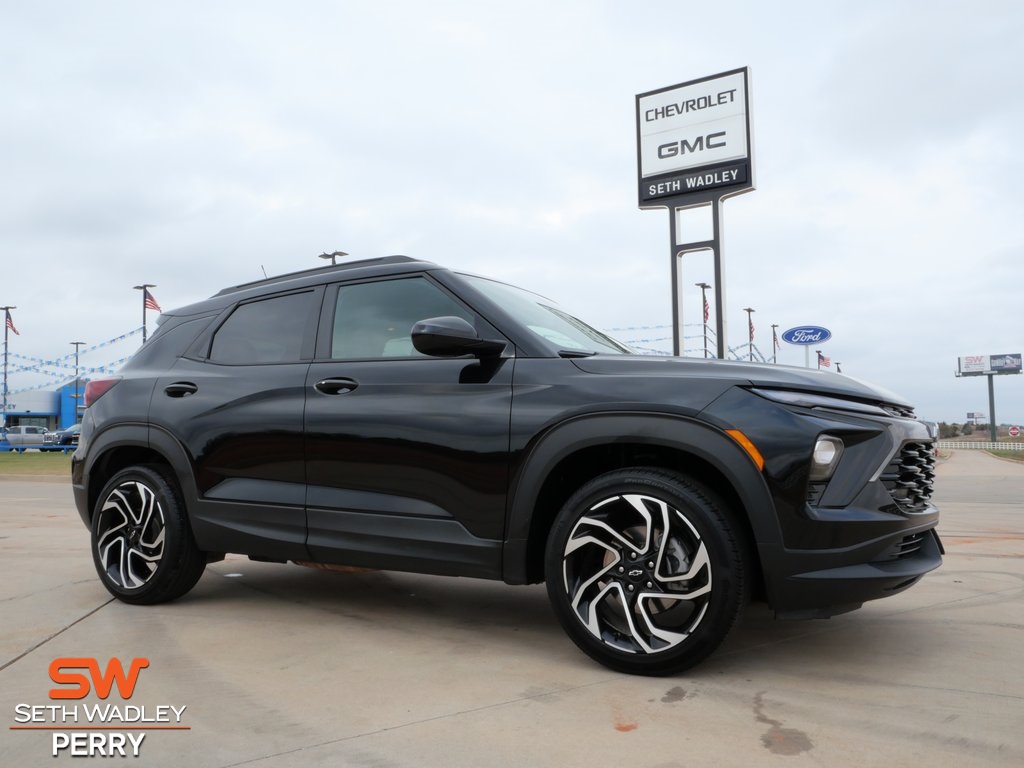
10;657;188;758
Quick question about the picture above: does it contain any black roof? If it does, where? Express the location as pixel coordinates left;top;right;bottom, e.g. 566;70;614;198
213;255;431;297
163;255;440;318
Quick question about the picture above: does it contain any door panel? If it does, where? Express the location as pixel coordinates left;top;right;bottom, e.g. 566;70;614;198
153;358;310;558
303;357;513;575
302;274;514;576
150;288;319;560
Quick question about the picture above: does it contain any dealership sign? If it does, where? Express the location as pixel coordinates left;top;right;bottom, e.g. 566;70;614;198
958;353;1023;377
781;326;832;345
636;68;753;205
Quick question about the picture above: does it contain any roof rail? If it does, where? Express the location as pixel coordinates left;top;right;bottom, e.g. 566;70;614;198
213;255;423;297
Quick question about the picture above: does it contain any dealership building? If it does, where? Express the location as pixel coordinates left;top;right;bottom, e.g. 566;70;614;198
2;383;85;432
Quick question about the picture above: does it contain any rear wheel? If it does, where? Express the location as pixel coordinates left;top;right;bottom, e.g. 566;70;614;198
91;465;206;604
545;468;747;675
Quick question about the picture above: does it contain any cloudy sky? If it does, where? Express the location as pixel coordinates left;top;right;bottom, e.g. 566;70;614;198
3;1;1022;424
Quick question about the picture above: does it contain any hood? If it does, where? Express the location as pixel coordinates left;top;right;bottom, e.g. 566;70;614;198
569;355;913;409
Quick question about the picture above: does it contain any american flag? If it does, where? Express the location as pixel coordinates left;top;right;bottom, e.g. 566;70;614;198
703;296;710;324
748;317;755;341
5;309;18;336
143;289;161;312
772;327;780;351
817;351;831;368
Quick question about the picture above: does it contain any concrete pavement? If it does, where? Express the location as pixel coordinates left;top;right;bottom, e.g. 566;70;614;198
1;450;1022;767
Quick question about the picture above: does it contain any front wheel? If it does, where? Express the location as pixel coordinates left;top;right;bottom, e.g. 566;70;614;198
545;468;748;676
91;465;206;605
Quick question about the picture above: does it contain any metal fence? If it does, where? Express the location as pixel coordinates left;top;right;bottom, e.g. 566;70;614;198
937;441;1024;451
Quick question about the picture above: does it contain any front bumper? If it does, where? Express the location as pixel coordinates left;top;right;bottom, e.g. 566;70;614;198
759;525;943;618
702;386;943;617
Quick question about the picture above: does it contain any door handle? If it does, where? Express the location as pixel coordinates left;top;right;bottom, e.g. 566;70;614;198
314;377;358;395
164;381;198;398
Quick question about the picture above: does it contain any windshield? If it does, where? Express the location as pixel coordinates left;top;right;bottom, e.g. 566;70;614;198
459;274;632;355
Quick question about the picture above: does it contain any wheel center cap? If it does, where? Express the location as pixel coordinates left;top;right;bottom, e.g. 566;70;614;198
626;567;645;582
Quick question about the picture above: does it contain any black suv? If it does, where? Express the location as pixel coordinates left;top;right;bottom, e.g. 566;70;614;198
72;256;941;675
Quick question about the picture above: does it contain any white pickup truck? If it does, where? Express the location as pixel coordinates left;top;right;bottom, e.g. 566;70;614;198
3;425;50;451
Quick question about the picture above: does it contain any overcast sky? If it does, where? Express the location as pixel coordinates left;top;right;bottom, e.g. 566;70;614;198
3;1;1022;424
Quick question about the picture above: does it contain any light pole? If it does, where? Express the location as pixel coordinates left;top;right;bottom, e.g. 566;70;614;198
695;282;711;359
770;323;779;364
71;341;85;424
743;307;755;361
1;305;15;435
318;250;348;266
133;284;157;343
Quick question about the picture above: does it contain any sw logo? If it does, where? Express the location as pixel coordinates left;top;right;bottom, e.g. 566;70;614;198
48;657;149;700
46;657;154;757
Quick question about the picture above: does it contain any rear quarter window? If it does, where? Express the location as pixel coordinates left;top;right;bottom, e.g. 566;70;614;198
209;292;314;364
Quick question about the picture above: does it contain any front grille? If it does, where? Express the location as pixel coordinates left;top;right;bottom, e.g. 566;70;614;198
880;441;936;514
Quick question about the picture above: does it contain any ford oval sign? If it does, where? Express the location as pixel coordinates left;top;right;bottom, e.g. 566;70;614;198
782;326;832;345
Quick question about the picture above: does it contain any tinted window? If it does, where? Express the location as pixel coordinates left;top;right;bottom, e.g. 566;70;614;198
331;277;472;359
210;292;312;364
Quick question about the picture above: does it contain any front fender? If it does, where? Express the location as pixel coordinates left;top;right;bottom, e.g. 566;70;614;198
501;412;781;583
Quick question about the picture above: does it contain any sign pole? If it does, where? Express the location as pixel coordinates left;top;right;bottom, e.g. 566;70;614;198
711;199;727;360
668;214;681;356
987;374;997;442
667;198;729;358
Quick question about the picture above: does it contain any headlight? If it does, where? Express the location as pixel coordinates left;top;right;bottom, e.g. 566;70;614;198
809;435;844;481
750;387;895;418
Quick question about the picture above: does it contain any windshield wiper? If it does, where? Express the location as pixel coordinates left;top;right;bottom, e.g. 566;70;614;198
558;349;598;358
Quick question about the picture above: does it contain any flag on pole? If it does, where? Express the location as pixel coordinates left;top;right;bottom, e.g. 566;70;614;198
748;317;755;341
5;309;18;336
772;326;779;351
817;351;831;368
143;289;161;312
703;296;710;324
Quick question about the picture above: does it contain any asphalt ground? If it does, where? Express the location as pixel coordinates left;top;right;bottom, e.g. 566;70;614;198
1;449;1022;767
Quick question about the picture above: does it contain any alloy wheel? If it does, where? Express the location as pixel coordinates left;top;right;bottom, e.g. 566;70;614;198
95;479;167;590
560;492;712;655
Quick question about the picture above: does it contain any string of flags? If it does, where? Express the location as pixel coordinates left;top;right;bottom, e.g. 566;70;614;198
7;328;143;367
8;357;135;394
3;326;144;394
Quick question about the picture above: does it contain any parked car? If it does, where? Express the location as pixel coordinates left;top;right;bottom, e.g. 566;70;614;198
42;423;82;452
4;425;50;452
71;256;942;675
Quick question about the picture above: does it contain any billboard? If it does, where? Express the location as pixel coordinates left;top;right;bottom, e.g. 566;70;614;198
958;353;1022;376
636;68;753;206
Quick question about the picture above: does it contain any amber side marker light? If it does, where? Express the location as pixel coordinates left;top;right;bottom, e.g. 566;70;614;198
726;429;765;471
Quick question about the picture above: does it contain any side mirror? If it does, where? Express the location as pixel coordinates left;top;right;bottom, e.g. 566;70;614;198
411;316;506;358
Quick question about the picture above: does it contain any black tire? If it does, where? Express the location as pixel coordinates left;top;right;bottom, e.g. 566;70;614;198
545;468;748;676
91;465;206;605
